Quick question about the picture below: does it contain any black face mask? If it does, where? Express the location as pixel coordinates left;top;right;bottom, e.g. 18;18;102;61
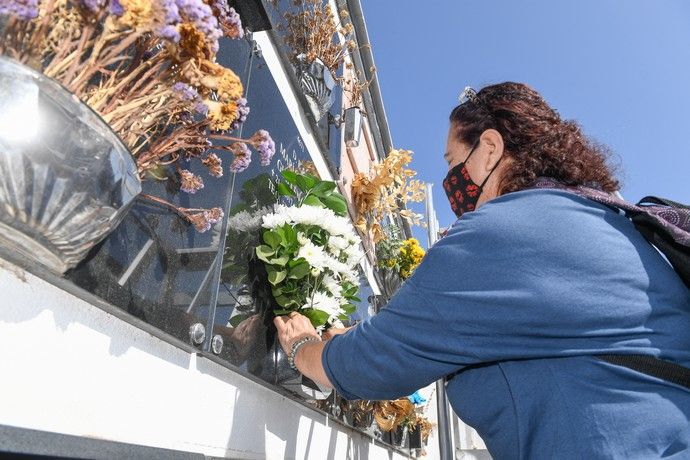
442;142;501;218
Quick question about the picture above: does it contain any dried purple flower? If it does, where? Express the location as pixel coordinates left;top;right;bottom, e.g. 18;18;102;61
79;0;107;13
172;82;200;101
201;153;223;177
0;0;39;20
109;0;124;16
175;0;223;53
229;97;250;131
250;130;275;166
208;1;243;39
179;169;204;193
229;142;251;173
194;101;209;116
158;25;181;42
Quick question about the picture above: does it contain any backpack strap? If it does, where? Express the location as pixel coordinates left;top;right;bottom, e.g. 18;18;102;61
597;354;690;391
638;196;690;210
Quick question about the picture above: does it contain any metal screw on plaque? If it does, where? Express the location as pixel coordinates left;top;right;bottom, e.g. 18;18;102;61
189;323;206;345
211;334;224;355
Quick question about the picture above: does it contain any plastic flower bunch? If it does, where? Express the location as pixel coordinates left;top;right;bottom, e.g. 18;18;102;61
256;171;363;332
351;148;426;243
0;0;276;232
398;238;425;280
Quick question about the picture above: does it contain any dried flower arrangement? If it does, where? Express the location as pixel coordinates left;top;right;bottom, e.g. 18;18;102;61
273;0;356;78
0;0;275;232
351;148;426;242
342;66;375;109
372;398;415;432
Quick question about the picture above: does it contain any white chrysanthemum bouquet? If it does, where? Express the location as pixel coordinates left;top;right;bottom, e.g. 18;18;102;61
256;171;363;332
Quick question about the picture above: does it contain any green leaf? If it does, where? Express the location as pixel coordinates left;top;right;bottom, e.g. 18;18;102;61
342;304;356;315
276;182;296;197
348;296;361;303
268;269;287;285
269;255;289;266
256;245;276;263
264;230;283;250
281;170;299;185
282;224;297;247
303;195;324;208
302;309;330;328
311;181;337;196
295;174;319;192
273;309;292;315
228;314;249;328
274;295;290;307
289;261;311;280
321;194;348;216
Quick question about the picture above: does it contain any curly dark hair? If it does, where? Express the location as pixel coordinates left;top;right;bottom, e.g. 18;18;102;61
449;82;621;194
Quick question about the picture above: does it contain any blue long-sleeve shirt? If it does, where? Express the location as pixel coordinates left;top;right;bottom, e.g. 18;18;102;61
323;188;690;459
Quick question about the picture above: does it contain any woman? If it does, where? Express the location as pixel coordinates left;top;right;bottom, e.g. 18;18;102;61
274;82;690;459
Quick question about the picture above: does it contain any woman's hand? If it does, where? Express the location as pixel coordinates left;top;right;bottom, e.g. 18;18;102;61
273;311;321;356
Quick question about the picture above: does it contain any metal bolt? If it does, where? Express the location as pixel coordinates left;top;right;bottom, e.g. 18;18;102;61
189;323;205;345
211;334;224;355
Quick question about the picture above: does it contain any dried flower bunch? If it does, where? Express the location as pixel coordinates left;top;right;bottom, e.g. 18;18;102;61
0;0;276;232
351;148;426;242
274;0;355;77
372;398;416;432
342;66;375;109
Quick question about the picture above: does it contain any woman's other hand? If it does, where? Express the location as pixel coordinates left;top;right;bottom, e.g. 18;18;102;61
273;311;321;355
322;326;353;341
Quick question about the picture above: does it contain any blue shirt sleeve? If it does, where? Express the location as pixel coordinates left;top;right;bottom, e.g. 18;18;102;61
322;190;679;401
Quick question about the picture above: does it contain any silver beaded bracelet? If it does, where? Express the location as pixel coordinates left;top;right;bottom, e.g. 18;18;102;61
288;336;320;370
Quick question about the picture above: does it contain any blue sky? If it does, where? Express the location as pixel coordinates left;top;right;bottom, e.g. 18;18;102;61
361;0;690;243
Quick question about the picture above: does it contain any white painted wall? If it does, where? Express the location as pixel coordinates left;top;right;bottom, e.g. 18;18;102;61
0;257;412;459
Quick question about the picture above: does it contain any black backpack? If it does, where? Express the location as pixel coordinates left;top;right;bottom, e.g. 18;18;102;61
534;178;690;390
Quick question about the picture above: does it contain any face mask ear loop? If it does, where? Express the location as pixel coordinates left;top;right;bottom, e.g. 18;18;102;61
478;156;502;191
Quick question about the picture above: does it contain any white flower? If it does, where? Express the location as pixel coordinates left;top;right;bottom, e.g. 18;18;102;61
297;240;327;270
344;243;364;266
328;236;349;254
261;210;289;229
322;274;343;297
304;291;345;324
297;232;310;246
